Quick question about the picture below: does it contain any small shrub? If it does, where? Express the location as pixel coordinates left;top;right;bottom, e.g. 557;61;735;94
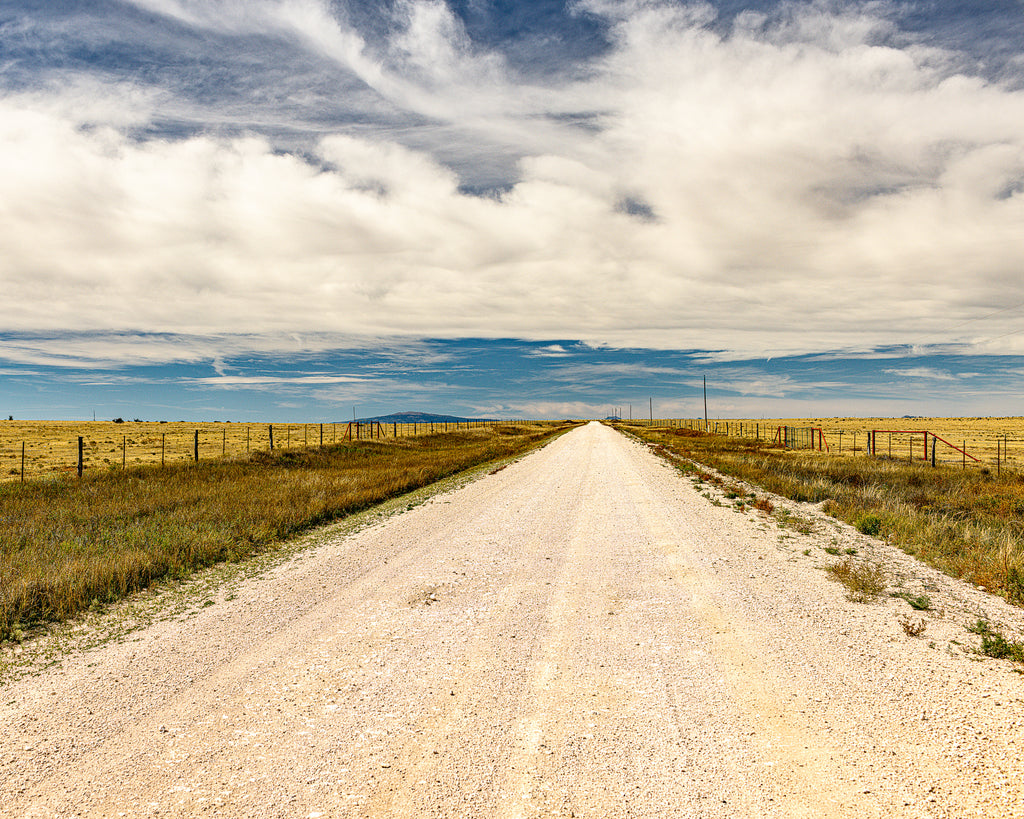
753;496;774;514
824;546;841;555
856;513;882;536
827;558;887;602
898;614;927;637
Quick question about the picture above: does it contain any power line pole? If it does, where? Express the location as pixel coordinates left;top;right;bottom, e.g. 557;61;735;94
703;376;708;432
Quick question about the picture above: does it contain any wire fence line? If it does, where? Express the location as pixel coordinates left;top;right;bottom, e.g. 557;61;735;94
0;419;521;483
616;418;1019;473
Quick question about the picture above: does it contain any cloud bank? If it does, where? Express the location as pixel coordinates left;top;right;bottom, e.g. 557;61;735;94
2;0;1024;364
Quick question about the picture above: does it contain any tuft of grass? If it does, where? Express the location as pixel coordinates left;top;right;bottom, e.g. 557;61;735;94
967;619;1024;663
0;423;575;641
826;558;888;602
856;513;883;537
894;591;932;611
776;509;814;534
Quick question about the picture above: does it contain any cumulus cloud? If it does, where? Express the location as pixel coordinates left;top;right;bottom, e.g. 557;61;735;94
2;0;1024;364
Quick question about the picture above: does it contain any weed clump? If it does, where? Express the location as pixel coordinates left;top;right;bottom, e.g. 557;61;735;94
968;619;1024;663
898;614;927;637
827;558;887;602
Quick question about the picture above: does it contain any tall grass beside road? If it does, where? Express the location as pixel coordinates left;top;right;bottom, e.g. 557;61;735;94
0;423;574;641
622;423;1024;605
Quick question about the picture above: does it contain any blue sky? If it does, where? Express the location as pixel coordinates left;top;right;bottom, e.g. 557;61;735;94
2;1;1024;420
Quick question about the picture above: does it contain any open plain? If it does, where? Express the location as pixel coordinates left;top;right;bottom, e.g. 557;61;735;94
3;422;1024;818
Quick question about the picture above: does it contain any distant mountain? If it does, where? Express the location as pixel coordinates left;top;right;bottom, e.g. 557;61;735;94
345;411;501;424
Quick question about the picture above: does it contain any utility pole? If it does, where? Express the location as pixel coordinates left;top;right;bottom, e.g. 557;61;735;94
649;396;653;424
703;376;708;432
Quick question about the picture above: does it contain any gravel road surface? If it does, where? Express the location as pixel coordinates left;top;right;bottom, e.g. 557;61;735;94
4;422;1024;818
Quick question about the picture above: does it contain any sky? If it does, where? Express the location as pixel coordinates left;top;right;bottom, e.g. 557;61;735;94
2;0;1024;421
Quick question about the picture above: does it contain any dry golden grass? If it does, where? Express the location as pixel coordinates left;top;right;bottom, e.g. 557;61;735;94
645;416;1024;471
624;423;1024;608
0;419;486;482
757;416;1022;468
0;422;575;640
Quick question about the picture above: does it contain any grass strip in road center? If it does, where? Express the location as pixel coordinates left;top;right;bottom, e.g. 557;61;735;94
619;423;1024;608
0;423;576;641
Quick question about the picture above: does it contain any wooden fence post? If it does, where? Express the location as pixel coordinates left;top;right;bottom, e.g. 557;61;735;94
194;430;199;462
21;441;25;482
161;433;165;466
222;428;226;456
931;435;936;467
78;436;83;478
320;423;323;448
122;434;126;469
269;424;274;450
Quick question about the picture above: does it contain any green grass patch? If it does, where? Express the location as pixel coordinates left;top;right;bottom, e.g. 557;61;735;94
894;592;933;611
968;619;1024;663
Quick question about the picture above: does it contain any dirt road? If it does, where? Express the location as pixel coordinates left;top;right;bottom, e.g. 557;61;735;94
4;422;1024;818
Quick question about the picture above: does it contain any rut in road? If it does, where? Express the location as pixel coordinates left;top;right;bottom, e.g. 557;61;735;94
3;422;1024;818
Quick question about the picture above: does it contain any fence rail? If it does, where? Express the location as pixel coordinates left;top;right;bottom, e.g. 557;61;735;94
0;419;521;483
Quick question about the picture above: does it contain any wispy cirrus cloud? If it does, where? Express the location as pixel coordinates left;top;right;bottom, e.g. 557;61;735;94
882;367;959;381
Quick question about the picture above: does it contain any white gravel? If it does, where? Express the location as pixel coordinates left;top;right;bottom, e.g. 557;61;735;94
3;421;1024;818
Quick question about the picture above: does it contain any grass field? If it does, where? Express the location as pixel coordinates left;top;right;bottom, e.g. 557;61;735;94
0;422;575;641
622;422;1024;608
642;417;1024;471
0;419;494;482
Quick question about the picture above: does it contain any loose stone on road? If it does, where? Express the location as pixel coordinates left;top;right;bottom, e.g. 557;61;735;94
3;422;1024;817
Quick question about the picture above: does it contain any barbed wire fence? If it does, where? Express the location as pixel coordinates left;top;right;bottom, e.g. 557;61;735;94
0;419;525;483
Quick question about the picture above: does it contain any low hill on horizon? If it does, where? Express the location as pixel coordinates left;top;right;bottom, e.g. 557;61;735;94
341;411;503;424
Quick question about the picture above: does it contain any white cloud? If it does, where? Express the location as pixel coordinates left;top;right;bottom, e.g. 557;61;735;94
2;0;1024;364
528;345;572;358
882;367;958;380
